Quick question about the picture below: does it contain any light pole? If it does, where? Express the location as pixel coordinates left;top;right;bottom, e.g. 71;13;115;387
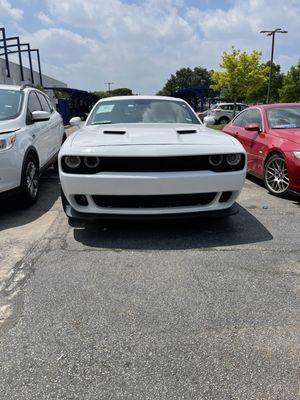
104;82;114;93
260;28;288;104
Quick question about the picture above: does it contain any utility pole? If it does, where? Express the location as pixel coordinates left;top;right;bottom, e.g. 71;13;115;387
104;82;114;93
260;28;288;104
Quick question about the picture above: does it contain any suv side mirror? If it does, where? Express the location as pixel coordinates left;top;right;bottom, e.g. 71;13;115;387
203;116;215;126
244;123;260;132
32;110;50;122
70;117;81;127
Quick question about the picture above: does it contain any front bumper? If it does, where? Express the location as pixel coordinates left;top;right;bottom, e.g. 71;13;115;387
60;169;246;216
0;148;22;194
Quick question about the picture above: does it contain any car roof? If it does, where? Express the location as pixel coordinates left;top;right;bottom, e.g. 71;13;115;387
0;84;22;91
100;95;186;102
253;103;300;110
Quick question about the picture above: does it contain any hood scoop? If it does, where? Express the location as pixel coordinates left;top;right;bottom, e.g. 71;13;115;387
177;129;197;134
103;130;126;135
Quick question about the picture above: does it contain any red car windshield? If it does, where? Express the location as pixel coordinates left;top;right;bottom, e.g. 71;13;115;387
267;106;300;129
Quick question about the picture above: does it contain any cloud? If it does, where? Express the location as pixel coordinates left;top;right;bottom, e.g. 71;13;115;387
11;0;300;93
0;0;23;20
36;11;55;26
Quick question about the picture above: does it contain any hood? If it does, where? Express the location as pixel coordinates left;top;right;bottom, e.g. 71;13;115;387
71;123;237;148
0;119;21;133
270;128;300;146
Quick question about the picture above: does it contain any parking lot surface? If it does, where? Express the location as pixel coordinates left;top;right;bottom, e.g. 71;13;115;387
0;171;299;399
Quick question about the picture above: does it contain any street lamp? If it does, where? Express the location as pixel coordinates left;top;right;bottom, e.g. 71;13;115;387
260;28;288;104
104;82;114;93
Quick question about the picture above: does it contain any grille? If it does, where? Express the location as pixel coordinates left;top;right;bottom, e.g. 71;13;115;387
92;193;217;209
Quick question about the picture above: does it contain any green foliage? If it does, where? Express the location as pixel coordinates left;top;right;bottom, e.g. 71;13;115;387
212;47;269;103
248;62;284;104
279;61;300;103
157;67;213;96
94;88;133;98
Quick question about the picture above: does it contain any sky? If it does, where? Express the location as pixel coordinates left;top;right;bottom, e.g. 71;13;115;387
0;0;299;94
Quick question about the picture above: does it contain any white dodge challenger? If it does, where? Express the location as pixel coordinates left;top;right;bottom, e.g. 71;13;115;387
59;96;246;222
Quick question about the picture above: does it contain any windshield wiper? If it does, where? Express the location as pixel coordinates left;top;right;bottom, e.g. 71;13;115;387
91;121;112;125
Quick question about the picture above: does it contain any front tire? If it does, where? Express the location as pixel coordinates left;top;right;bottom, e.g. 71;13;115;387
264;154;290;196
19;155;40;206
218;117;230;125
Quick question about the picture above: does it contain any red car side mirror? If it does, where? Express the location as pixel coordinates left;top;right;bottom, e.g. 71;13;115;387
244;123;260;132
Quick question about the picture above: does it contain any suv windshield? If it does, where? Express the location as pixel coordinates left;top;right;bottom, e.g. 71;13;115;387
87;99;200;125
0;89;23;121
267;106;300;129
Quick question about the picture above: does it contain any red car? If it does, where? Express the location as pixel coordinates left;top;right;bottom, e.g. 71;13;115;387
222;104;300;197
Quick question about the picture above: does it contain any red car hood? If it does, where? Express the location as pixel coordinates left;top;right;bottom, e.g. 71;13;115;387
270;128;300;145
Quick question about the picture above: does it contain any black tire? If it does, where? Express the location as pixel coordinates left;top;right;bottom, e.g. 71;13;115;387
18;154;40;206
264;154;290;197
218;117;230;125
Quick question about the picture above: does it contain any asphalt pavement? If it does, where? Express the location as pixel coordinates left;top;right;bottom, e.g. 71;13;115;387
0;171;299;399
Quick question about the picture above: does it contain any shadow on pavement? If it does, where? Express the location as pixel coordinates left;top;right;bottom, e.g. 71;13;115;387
73;204;273;250
0;168;60;232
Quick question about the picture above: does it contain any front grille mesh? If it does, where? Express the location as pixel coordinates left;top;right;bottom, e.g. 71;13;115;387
92;193;217;209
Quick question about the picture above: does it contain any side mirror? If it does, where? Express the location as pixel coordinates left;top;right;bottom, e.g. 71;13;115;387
31;110;50;122
70;117;82;127
244;123;260;132
203;116;215;126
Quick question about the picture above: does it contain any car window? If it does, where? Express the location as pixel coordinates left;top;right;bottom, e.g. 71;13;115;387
267;106;300;129
232;111;246;127
36;92;51;113
28;91;42;113
88;99;200;125
0;89;24;121
243;109;262;130
45;97;54;112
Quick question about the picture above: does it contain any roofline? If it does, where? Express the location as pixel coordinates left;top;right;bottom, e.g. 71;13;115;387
99;95;186;101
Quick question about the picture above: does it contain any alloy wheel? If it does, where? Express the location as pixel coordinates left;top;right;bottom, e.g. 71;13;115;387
265;156;289;195
26;161;39;199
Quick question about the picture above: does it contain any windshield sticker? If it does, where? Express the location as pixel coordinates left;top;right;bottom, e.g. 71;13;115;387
96;105;115;114
272;124;297;129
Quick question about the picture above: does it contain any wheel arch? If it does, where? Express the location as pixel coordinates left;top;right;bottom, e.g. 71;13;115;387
22;146;40;171
264;149;285;166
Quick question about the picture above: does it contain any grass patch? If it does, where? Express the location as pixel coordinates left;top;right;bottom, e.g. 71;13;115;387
207;124;225;131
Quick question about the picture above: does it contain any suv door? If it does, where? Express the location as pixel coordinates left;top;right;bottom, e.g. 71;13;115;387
27;91;51;167
36;92;59;158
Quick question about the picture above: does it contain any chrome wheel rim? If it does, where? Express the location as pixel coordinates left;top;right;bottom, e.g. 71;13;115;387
265;157;289;194
26;161;38;198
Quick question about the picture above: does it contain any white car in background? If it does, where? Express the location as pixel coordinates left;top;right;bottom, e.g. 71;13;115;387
208;102;249;125
59;96;246;223
0;84;65;205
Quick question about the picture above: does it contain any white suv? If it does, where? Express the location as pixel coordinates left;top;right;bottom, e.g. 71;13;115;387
208;103;249;125
0;84;65;206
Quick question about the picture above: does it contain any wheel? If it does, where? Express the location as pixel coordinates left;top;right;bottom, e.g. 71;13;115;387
218;117;230;125
19;154;40;206
264;154;290;196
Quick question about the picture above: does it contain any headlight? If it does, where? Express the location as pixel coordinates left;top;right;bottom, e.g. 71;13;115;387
84;156;100;168
64;156;81;168
209;154;223;166
226;154;242;166
0;134;16;151
293;152;300;160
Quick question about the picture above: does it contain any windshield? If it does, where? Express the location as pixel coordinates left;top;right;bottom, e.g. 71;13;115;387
87;99;200;125
0;89;23;121
267;106;300;129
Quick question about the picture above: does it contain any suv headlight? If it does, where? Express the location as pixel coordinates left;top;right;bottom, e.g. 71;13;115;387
293;152;300;160
0;133;16;151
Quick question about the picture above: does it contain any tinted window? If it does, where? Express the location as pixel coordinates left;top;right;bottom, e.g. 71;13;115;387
243;109;262;130
37;93;51;113
232;111;246;127
28;92;42;113
267;107;300;129
88;99;200;125
0;89;23;121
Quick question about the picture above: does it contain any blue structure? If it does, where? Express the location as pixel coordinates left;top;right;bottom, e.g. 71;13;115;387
171;86;220;112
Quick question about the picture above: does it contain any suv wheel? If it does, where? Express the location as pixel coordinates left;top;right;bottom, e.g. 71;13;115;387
218;117;230;125
264;154;290;196
19;155;40;206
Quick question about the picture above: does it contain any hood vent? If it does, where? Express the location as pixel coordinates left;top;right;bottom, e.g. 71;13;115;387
177;129;197;134
103;130;126;135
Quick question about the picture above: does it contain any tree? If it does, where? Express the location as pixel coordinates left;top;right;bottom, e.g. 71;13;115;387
94;88;133;98
279;61;300;102
157;67;213;96
247;62;284;104
212;47;269;111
